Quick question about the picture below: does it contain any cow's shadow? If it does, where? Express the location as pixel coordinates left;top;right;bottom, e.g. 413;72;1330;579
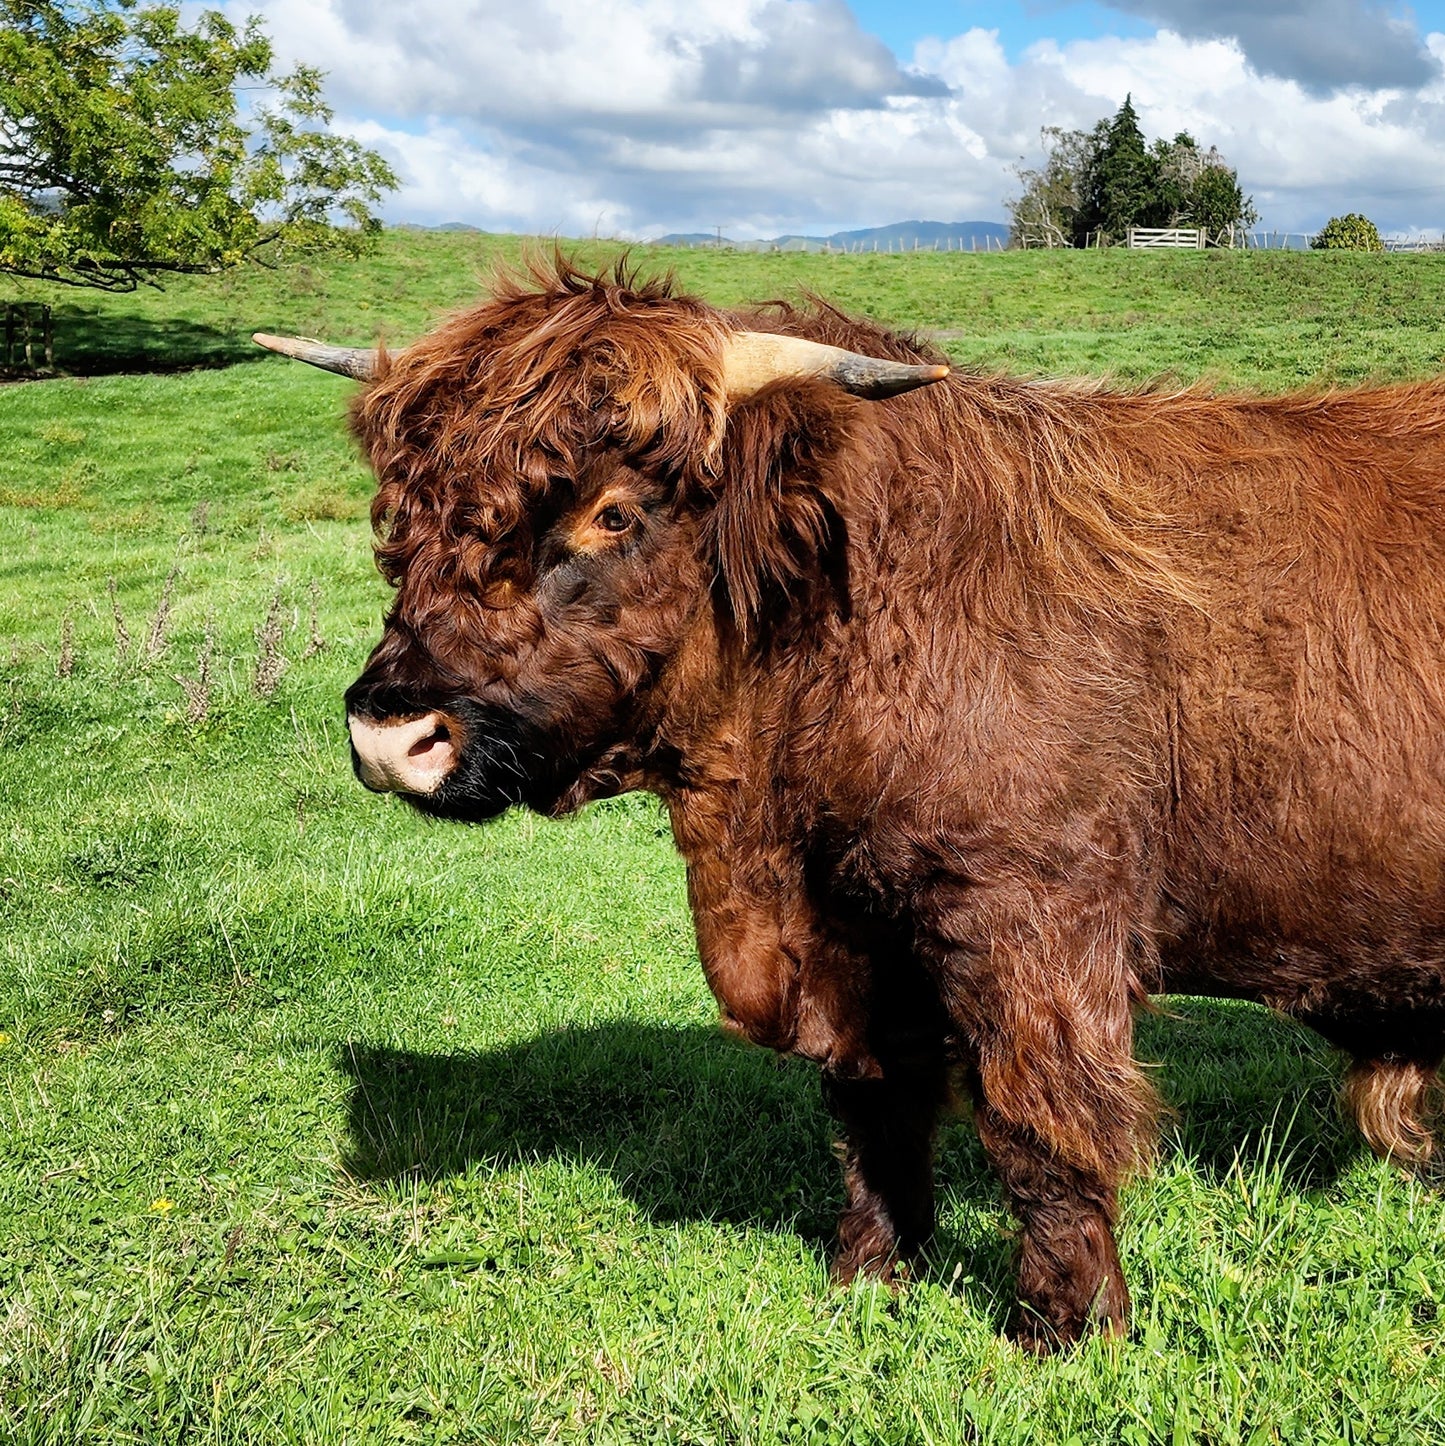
339;1023;842;1235
337;997;1366;1318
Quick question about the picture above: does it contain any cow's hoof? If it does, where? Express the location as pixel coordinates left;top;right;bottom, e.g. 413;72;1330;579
1008;1301;1129;1353
830;1240;910;1288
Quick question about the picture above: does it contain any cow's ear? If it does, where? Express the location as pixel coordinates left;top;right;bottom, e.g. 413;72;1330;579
702;381;860;638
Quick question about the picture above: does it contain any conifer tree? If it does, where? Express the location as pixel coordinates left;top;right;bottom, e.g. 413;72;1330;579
1076;96;1155;244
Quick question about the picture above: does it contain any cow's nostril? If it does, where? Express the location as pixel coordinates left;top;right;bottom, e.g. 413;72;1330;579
408;723;451;758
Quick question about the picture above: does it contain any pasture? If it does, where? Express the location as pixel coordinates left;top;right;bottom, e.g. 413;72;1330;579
3;232;1445;1442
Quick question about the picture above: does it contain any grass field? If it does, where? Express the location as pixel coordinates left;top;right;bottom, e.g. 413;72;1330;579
3;232;1445;1443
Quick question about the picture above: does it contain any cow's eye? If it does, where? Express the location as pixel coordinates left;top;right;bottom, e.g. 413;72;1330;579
594;505;634;534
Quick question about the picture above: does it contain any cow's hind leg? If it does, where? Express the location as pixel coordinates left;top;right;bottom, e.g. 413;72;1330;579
823;1045;950;1284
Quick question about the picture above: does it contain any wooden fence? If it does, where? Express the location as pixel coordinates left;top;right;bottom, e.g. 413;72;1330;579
3;303;54;374
1126;228;1206;249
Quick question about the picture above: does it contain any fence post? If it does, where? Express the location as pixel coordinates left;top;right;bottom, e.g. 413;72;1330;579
2;303;54;373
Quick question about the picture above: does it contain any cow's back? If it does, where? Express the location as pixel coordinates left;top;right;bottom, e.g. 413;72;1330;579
1114;384;1445;1000
773;376;1445;1006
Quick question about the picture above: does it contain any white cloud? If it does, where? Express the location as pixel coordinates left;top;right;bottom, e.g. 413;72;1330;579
343;121;632;237
223;0;1445;238
1098;1;1439;94
228;0;939;130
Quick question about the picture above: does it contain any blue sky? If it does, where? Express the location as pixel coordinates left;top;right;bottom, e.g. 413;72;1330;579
228;1;1445;239
853;1;1155;62
854;1;1445;66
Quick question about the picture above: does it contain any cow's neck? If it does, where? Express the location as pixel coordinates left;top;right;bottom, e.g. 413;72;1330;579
639;615;881;1072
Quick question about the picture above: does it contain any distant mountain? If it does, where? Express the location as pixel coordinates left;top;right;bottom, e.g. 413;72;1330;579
652;220;1011;252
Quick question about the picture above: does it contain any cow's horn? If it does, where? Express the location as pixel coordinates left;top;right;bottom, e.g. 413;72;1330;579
721;331;949;402
252;333;380;381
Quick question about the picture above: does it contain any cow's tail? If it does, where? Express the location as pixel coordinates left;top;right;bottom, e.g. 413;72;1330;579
1341;1056;1441;1165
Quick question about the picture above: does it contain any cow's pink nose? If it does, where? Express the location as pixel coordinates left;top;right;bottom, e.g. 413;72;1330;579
348;711;458;795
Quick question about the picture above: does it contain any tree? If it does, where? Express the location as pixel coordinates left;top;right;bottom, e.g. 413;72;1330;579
1189;160;1257;245
1311;213;1385;252
1076;96;1155;244
1149;132;1205;226
1007;102;1255;248
1007;125;1090;249
0;0;397;290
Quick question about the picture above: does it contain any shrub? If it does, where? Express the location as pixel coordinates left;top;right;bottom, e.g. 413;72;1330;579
1311;213;1385;252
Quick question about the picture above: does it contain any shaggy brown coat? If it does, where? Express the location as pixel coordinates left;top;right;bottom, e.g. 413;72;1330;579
343;259;1445;1347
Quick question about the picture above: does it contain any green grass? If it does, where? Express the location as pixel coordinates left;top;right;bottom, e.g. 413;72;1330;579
7;230;1445;387
2;233;1444;1443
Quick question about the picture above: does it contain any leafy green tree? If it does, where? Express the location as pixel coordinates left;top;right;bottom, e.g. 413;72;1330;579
1190;160;1257;244
1150;133;1258;243
1007;101;1255;248
1311;213;1385;252
0;0;397;290
1007;125;1090;248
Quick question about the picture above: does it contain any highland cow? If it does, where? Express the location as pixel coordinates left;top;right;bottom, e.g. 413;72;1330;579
256;259;1445;1347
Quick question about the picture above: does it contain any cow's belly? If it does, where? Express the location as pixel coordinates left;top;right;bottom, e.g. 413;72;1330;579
1151;882;1445;1025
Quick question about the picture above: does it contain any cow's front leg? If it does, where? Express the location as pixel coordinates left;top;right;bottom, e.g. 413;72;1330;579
823;1048;949;1283
944;899;1156;1348
972;1101;1131;1348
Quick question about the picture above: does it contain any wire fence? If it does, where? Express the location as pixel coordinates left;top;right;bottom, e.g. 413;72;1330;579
1240;231;1445;252
1239;231;1315;250
1382;235;1445;253
655;235;1010;254
654;231;1445;257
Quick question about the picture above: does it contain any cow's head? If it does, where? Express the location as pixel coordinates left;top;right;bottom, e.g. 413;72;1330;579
256;259;947;821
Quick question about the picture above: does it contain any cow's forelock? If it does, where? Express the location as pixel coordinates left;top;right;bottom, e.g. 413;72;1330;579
352;260;732;599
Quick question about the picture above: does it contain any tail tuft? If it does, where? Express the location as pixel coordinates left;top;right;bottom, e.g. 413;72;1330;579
1341;1057;1440;1165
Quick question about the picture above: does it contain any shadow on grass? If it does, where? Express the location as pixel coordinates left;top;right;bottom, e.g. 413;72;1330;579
38;309;255;376
1138;996;1358;1191
340;1022;839;1232
338;1020;1021;1327
338;997;1363;1258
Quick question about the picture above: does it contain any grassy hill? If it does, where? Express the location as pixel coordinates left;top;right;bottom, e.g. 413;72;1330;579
6;227;1445;386
2;231;1444;1443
